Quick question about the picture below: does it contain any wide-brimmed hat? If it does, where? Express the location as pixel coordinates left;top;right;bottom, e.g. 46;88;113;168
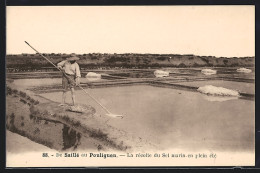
67;56;80;61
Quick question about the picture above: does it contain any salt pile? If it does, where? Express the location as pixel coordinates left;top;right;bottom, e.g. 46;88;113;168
69;105;85;113
86;72;101;78
85;72;101;81
154;70;169;78
201;69;217;75
68;104;92;113
236;68;252;73
197;85;240;97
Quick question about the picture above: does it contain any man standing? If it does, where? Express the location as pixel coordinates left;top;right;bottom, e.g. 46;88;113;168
57;55;81;106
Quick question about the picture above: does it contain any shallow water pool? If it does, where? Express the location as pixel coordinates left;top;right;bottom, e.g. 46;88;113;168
12;77;105;88
39;85;254;152
13;78;61;88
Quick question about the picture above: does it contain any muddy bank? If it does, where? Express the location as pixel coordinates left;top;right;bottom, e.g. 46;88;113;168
6;95;105;151
29;101;157;151
6;82;158;152
6;130;56;153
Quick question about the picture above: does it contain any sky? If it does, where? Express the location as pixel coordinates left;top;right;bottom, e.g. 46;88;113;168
6;6;255;57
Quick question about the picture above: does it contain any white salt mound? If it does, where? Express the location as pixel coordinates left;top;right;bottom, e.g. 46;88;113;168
154;70;169;78
69;105;91;113
236;68;252;73
69;105;85;113
197;85;240;97
85;72;101;81
201;69;217;75
86;72;101;78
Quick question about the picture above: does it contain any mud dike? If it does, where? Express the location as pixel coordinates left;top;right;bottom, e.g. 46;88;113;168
6;82;158;152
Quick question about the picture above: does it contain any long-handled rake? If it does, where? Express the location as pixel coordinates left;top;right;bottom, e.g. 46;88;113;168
25;41;124;118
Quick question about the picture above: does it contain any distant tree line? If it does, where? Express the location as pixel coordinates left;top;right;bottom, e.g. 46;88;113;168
6;53;255;72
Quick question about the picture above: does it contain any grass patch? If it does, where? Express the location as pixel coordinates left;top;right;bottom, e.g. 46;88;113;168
6;86;12;95
73;120;81;127
13;89;18;94
19;91;27;98
90;129;108;140
97;144;103;151
29;114;34;120
19;98;27;104
43;110;49;115
29;98;35;104
33;127;40;135
62;115;70;123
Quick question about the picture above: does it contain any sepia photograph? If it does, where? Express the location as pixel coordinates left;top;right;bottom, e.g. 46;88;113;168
5;5;255;167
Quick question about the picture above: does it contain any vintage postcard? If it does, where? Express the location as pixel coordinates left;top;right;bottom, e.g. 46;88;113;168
6;5;255;167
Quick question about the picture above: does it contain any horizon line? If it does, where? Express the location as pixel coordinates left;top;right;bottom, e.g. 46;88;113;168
6;53;255;58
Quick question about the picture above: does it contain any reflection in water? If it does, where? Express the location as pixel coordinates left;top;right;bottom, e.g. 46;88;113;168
85;72;102;82
27;116;82;150
202;95;238;102
62;125;81;150
85;77;101;82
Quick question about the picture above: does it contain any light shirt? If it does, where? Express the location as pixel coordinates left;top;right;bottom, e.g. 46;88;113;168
57;60;81;77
